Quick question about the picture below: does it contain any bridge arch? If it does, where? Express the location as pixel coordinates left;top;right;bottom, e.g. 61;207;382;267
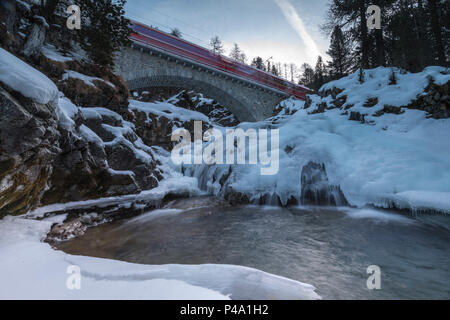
115;46;288;122
127;73;249;121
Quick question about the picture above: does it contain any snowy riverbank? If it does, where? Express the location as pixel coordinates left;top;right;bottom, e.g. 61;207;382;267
0;213;320;300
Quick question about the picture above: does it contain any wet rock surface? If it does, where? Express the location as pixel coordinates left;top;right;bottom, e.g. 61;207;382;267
300;162;349;207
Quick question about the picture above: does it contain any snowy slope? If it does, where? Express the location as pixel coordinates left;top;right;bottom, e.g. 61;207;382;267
184;67;450;214
320;66;449;117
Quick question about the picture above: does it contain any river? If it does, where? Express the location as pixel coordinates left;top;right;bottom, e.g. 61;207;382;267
56;197;450;299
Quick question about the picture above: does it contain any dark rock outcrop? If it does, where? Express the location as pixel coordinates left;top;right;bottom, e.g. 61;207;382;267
405;80;449;119
56;61;130;116
0;86;60;217
0;63;162;216
23;18;47;57
42;108;162;206
349;111;366;122
300;161;349;206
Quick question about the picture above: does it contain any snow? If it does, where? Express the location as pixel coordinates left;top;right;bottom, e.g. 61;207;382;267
79;124;104;146
243;107;449;211
191;93;215;108
319;66;450;117
185;67;450;214
377;191;450;214
80;107;103;120
0;214;320;300
62;70;115;88
26;158;202;219
0;48;58;104
0;216;228;300
56;94;78;130
16;0;31;11
108;168;136;177
102;123;154;165
87;107;123;121
341;208;414;223
76;106;159;167
42;44;74;62
33;15;49;28
130;99;210;123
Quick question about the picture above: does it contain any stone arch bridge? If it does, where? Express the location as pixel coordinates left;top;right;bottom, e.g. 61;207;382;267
114;21;309;122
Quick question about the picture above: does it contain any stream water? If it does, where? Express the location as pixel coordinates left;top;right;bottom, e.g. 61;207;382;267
57;197;450;299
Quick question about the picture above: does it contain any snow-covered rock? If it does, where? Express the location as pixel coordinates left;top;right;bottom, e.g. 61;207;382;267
0;47;165;215
309;66;449;121
0;48;58;105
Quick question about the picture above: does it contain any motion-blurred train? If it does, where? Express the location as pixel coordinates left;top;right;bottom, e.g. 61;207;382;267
130;21;310;100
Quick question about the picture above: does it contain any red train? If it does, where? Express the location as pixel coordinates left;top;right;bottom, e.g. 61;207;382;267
129;21;310;100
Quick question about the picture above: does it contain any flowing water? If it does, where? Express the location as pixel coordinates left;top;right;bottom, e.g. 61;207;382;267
57;197;450;299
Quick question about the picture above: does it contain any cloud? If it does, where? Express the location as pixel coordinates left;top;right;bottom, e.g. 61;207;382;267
273;0;322;61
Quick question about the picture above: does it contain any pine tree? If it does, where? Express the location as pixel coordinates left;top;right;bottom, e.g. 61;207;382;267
170;28;182;38
79;0;131;67
40;0;60;23
372;0;386;67
358;67;365;84
323;0;448;71
230;43;246;63
314;56;326;91
289;63;297;82
428;0;446;66
271;65;279;76
251;57;265;70
443;0;450;65
326;26;352;79
358;0;370;68
210;36;224;55
324;0;370;69
299;63;315;89
239;52;247;64
229;43;241;61
389;68;397;85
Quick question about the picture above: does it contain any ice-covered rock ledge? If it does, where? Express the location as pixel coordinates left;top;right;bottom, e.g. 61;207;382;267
183;67;450;215
27;172;203;241
370;191;450;215
0;214;320;300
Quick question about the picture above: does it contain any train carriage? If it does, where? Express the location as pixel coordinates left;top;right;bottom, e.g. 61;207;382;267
130;21;310;100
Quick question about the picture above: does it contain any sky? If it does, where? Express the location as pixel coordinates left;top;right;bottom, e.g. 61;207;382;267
125;0;331;70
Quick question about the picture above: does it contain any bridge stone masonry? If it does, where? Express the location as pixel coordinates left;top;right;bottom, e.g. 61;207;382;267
114;43;290;122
